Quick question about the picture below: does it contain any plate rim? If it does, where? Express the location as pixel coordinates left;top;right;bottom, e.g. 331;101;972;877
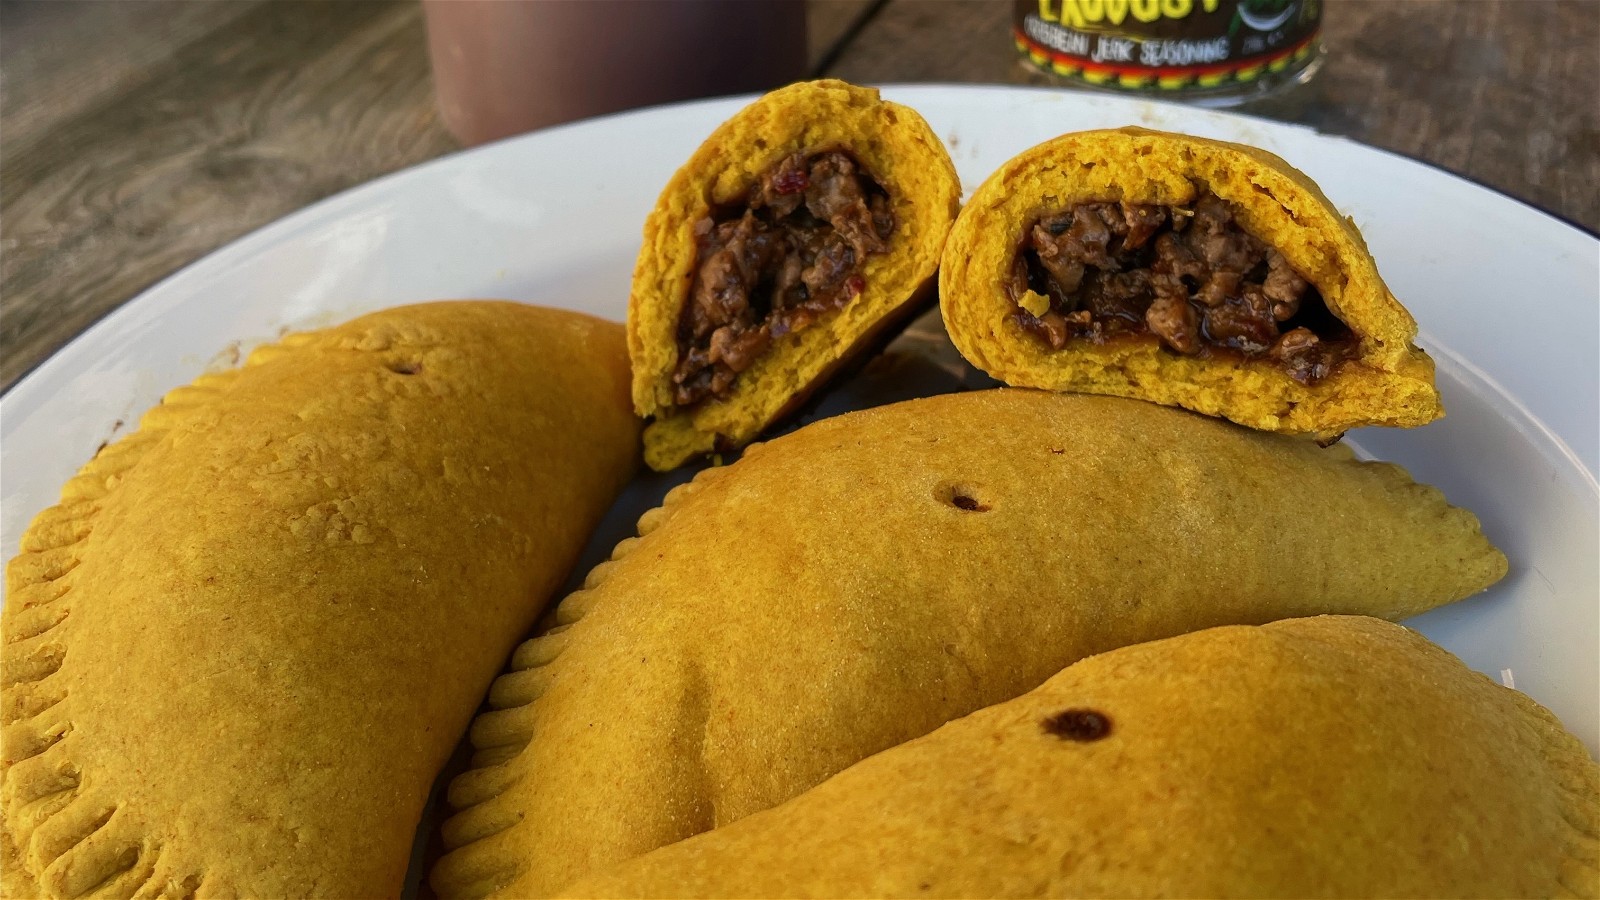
1;81;1595;753
5;82;1597;404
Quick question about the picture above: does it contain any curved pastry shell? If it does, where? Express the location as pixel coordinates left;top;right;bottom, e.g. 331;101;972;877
562;616;1598;899
0;302;639;897
630;79;961;470
940;127;1443;435
430;389;1505;899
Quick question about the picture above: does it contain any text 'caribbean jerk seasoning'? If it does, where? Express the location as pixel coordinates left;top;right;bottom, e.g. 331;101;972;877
1015;0;1322;105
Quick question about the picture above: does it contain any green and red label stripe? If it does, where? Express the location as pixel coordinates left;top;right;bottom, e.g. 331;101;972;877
1015;29;1318;90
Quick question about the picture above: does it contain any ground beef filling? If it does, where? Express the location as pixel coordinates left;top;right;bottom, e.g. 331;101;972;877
1008;192;1356;384
671;150;894;407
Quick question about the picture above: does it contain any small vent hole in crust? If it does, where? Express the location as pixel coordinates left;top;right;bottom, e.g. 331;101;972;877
935;481;993;513
1043;708;1112;742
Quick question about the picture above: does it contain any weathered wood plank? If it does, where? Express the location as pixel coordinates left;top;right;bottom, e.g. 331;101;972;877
2;0;1594;391
1;0;455;390
1;0;261;144
809;0;884;73
0;0;891;389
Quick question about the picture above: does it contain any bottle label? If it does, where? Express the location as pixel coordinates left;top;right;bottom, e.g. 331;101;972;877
1014;0;1321;94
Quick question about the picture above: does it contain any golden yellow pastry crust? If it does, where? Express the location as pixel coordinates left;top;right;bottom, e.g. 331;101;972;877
429;390;1505;898
629;79;960;470
0;302;639;898
941;127;1443;435
562;616;1599;899
1;815;39;900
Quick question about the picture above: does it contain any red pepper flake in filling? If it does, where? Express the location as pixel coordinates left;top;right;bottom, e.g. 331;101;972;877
671;150;895;408
1007;192;1357;385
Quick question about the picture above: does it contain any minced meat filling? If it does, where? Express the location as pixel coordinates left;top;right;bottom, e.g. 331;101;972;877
1008;191;1356;384
672;150;894;407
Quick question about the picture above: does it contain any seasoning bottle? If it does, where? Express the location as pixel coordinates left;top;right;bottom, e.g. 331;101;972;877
1014;0;1323;106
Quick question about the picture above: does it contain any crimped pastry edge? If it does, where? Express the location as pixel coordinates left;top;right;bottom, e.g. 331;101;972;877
3;366;249;899
428;447;760;899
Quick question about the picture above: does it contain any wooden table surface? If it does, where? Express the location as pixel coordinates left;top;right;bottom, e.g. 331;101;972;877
3;0;1596;392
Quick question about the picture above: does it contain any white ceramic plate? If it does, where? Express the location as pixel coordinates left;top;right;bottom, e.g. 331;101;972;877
3;85;1596;755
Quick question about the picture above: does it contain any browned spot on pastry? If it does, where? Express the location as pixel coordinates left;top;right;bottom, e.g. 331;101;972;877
1043;708;1112;741
935;481;992;512
387;360;423;375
